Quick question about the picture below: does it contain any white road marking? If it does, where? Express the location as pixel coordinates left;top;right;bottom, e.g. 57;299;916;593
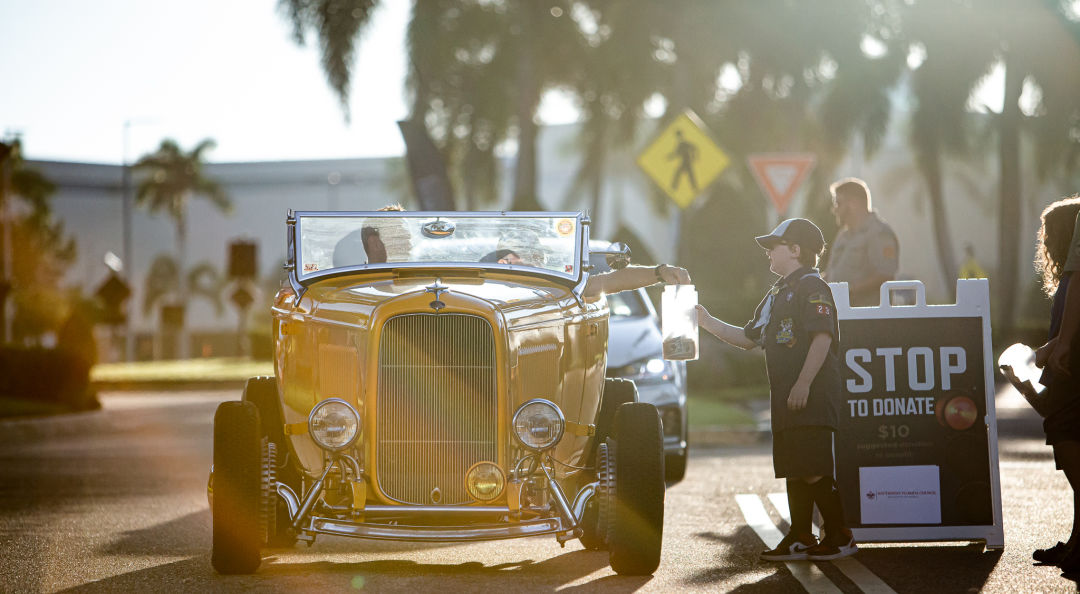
767;491;898;594
735;494;841;594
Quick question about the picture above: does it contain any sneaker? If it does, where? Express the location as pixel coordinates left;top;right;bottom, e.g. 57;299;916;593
760;532;817;561
1033;541;1069;565
806;529;858;561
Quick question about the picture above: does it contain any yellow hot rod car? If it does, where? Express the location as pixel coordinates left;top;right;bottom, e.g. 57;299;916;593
209;211;666;576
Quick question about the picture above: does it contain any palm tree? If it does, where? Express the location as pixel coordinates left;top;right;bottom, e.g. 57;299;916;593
143;254;227;358
899;0;1080;321
992;0;1080;331
278;0;381;121
287;0;588;210
133;138;231;358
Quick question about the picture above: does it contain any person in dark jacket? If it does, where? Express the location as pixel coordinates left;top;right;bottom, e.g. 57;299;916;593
696;218;856;561
1022;197;1080;572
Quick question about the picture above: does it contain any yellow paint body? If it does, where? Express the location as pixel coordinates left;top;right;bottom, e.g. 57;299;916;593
271;269;608;507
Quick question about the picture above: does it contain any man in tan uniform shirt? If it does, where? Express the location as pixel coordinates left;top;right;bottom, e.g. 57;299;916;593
823;178;899;306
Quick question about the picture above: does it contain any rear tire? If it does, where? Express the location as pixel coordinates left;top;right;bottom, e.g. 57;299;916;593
242;376;298;547
608;402;665;576
591;378;637;466
211;401;263;574
665;451;688;483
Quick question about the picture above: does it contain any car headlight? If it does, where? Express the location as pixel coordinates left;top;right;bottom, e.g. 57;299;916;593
465;461;506;501
308;398;361;452
616;357;675;385
512;399;565;451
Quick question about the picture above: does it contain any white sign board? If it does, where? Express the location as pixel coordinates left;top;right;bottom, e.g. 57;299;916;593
859;465;942;525
831;279;1004;549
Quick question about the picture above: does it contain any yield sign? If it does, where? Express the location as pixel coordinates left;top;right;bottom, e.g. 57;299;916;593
636;110;730;209
747;153;816;215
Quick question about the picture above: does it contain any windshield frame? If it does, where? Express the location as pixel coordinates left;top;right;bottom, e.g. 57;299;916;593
286;210;588;290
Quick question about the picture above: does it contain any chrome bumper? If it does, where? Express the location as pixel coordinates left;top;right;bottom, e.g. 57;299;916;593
310;516;565;542
278;482;596;543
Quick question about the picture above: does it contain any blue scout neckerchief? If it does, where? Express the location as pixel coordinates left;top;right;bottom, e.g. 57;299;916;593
750;269;821;347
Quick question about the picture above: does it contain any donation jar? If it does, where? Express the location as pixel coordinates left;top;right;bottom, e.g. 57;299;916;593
661;284;699;360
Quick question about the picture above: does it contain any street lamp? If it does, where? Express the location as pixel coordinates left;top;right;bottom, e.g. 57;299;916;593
122;122;133;361
120;118;157;361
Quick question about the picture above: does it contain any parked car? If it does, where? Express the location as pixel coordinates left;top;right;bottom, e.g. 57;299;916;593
605;287;689;482
208;211;666;576
589;245;688;482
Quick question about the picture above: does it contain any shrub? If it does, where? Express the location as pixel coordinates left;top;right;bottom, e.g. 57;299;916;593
0;346;98;411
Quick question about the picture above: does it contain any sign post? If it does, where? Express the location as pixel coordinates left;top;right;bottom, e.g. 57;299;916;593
636;110;729;210
830;279;1004;549
227;239;258;357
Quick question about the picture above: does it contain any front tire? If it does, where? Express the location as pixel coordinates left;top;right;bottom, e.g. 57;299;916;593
211;401;263;574
608;402;665;576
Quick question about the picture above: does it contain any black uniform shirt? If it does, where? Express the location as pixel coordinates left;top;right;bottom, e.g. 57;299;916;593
744;267;841;432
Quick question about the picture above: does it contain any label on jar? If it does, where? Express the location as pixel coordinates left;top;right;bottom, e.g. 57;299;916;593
663;336;697;360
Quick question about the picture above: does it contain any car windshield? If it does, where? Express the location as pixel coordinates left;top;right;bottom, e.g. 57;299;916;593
294;212;582;282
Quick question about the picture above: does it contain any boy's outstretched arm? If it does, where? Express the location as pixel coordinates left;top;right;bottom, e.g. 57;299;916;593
788;332;832;411
696;304;757;350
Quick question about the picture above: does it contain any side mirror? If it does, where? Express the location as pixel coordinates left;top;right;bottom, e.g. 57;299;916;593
593;242;631;271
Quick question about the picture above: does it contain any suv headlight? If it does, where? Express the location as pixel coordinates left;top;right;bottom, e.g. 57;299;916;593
512;399;565;451
308;398;361;452
615;356;675;385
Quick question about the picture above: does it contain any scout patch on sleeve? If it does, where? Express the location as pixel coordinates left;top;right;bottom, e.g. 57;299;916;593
808;292;834;317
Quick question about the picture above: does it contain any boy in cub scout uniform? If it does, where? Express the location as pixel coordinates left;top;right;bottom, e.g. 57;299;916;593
696;218;857;561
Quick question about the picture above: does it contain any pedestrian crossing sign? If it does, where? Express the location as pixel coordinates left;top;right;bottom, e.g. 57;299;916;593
636;110;729;209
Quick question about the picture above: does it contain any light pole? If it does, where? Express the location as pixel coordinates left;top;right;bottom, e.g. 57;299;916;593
122;121;133;361
120;118;156;361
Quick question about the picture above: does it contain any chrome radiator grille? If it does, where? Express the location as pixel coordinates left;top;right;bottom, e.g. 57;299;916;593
376;313;498;505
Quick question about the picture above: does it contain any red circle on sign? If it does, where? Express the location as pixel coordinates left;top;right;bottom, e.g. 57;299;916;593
943;396;978;431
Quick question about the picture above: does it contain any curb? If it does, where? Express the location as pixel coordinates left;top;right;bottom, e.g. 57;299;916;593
91;379;248;392
690;425;768;446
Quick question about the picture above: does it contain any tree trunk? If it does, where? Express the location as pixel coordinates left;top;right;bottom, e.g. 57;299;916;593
921;136;959;301
510;0;541;211
997;56;1023;336
588;123;607;227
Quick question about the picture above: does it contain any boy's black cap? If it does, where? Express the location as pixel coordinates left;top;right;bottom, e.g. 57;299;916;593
755;218;825;253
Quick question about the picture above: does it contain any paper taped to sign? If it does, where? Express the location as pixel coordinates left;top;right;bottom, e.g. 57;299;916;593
859;465;941;525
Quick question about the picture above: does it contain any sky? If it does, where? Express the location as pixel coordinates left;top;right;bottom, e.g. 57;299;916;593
0;0;575;165
1;1;1035;166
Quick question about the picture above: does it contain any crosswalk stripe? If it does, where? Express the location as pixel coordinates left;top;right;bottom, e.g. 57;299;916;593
766;491;898;594
735;494;842;594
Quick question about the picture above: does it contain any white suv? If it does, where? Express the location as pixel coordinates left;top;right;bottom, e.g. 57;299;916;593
591;247;689;482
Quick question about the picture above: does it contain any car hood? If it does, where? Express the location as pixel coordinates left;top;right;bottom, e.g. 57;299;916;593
607;315;663;367
303;273;580;327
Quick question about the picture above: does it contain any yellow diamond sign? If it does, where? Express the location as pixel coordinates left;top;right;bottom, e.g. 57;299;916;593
636;110;729;209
